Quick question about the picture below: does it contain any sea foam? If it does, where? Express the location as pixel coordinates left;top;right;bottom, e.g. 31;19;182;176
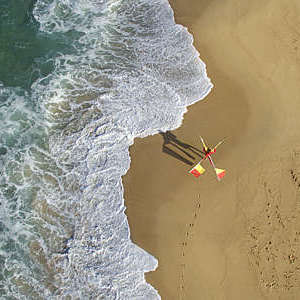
10;0;213;298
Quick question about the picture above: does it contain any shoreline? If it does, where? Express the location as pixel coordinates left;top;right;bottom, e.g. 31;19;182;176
124;0;300;299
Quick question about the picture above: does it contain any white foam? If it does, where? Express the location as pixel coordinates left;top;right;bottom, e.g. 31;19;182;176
31;0;213;298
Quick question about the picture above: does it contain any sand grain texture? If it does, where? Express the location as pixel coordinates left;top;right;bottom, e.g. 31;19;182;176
124;0;300;299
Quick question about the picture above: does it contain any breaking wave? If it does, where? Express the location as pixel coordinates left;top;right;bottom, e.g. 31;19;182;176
0;0;212;298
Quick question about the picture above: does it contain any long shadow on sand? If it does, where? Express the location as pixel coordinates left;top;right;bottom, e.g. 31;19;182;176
160;131;204;166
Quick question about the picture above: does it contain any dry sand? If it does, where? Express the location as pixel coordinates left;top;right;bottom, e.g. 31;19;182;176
123;0;300;299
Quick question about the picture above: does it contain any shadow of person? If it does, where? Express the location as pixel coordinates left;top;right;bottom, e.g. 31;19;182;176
160;131;204;166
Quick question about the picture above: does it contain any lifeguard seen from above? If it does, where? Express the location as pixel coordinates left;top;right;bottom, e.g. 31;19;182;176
189;137;226;181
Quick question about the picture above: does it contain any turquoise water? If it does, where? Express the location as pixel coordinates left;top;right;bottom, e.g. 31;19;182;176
0;0;212;298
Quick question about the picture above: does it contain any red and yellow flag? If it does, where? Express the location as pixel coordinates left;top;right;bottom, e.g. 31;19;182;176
189;163;205;178
215;168;225;180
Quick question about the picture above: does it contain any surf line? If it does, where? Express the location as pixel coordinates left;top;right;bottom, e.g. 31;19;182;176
179;194;201;300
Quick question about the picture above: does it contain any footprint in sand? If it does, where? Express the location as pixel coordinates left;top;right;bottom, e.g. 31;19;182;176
237;149;300;296
179;195;201;299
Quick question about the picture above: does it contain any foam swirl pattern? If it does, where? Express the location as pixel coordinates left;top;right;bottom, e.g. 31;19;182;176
1;0;212;298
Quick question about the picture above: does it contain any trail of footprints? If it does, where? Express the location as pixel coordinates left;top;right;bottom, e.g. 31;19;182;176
240;150;300;296
179;195;201;300
290;169;300;189
247;183;298;291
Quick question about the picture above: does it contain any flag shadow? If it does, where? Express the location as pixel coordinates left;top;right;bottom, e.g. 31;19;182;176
160;131;205;166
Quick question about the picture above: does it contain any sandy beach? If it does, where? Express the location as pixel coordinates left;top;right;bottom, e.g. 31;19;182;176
123;0;300;299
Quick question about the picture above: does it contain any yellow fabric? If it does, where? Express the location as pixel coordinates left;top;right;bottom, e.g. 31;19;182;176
195;163;205;174
216;168;225;174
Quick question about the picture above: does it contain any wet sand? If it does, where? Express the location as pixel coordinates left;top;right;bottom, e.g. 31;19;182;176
123;0;300;299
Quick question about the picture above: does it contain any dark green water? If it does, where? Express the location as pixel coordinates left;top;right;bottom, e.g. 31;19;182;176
0;0;75;88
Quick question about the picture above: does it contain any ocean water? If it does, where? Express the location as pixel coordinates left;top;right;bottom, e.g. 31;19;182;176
0;0;212;299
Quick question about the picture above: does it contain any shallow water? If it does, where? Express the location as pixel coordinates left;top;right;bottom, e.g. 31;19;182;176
0;0;212;298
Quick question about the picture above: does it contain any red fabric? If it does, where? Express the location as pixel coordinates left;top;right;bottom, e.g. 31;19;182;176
190;169;201;177
217;171;225;179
